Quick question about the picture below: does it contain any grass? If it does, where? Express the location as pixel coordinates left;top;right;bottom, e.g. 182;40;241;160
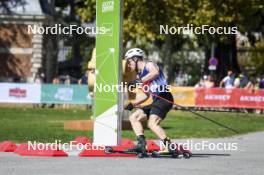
0;107;92;143
135;110;264;139
0;107;264;143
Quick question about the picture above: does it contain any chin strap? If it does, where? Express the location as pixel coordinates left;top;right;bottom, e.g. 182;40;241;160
132;58;140;73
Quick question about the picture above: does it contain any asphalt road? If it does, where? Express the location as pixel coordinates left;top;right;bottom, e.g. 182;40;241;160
0;132;263;175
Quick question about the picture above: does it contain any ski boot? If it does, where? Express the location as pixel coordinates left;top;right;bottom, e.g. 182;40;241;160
152;137;180;158
126;135;147;158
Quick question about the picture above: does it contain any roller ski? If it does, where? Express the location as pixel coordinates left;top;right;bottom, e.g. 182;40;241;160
104;144;192;159
151;144;192;159
151;138;192;159
104;146;148;158
105;136;192;159
105;135;148;158
124;137;148;158
104;145;148;158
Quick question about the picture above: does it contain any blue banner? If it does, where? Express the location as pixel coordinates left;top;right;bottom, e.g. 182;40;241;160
41;84;92;104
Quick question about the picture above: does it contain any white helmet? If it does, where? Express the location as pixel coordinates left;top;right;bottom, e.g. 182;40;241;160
125;48;145;60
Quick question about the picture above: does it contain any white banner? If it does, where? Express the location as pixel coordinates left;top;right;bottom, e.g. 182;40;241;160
0;83;41;103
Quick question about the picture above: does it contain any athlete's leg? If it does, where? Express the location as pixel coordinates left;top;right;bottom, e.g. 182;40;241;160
147;114;167;139
148;114;173;153
129;109;147;136
128;109;148;153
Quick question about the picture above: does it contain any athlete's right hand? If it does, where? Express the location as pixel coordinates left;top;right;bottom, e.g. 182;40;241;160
124;103;134;111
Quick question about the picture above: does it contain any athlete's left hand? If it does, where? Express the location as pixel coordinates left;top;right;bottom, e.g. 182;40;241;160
124;103;134;111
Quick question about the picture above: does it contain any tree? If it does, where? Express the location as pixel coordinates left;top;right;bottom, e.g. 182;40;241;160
203;0;264;82
76;0;264;83
250;40;264;75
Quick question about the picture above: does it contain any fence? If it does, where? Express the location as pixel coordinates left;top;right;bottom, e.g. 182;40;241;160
172;87;264;109
0;83;263;109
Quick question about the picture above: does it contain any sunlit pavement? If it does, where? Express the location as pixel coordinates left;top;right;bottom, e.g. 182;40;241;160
0;132;263;175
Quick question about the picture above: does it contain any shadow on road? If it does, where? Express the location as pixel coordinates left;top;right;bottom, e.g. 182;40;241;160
191;153;231;158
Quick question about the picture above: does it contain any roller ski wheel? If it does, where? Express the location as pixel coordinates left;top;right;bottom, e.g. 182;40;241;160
171;152;181;158
104;146;113;154
137;152;147;158
183;152;191;159
151;151;159;158
178;144;192;159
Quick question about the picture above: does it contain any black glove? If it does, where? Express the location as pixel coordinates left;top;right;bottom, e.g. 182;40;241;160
127;79;142;89
125;103;134;111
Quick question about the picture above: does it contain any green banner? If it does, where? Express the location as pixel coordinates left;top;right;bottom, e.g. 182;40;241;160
94;0;122;145
41;84;92;104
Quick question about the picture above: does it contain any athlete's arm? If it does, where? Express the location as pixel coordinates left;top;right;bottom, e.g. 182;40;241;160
127;63;159;88
133;89;150;107
141;62;159;83
125;90;150;111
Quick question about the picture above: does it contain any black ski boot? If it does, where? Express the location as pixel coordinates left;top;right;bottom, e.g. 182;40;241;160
127;135;147;157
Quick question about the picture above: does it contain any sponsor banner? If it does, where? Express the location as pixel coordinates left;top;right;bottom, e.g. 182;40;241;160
236;89;264;109
170;87;195;106
195;88;264;109
41;84;92;104
0;83;41;103
195;88;235;108
0;83;92;104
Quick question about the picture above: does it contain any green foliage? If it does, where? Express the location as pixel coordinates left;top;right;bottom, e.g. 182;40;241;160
65;48;73;61
64;34;95;72
75;0;263;78
76;0;96;22
250;40;264;75
76;0;263;46
81;46;94;71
